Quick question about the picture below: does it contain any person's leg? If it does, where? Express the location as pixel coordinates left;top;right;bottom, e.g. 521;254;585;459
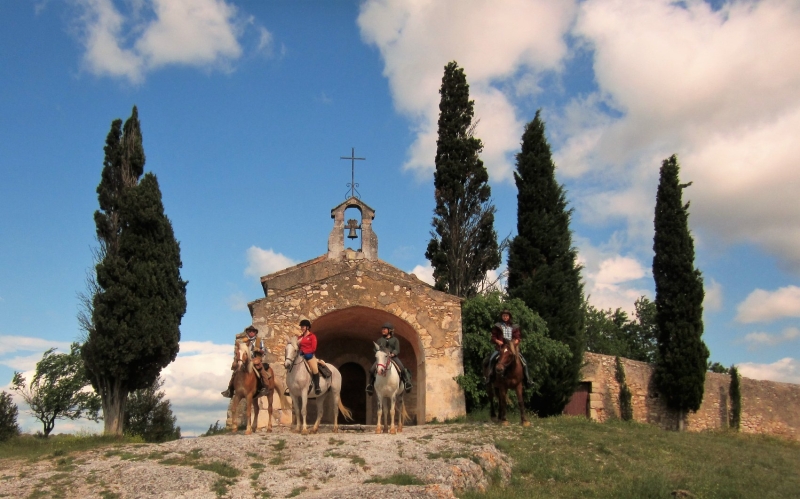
221;371;236;398
393;358;412;392
519;355;534;387
365;361;377;395
308;356;321;394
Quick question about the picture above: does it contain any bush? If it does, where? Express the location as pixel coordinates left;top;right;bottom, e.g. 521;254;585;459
0;391;21;441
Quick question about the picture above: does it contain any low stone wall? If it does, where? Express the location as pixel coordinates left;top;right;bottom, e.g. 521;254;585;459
582;352;800;441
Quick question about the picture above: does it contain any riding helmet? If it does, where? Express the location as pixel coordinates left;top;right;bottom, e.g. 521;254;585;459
299;319;312;328
382;322;394;330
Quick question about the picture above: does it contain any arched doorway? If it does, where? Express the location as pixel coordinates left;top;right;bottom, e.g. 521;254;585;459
339;362;367;424
312;306;423;424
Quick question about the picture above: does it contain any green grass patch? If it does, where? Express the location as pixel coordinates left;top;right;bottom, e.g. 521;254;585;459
459;416;800;499
364;473;425;485
0;433;142;462
195;461;241;478
211;477;236;497
286;486;307;497
426;449;471;460
268;454;286;465
323;449;365;466
272;439;286;451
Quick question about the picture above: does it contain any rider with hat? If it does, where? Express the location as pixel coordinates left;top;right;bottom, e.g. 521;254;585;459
298;319;322;395
483;310;534;387
366;322;412;395
221;325;271;398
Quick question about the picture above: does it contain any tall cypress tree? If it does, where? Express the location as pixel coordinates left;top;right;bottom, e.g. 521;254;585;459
507;111;585;416
652;154;708;427
426;61;500;298
83;107;187;436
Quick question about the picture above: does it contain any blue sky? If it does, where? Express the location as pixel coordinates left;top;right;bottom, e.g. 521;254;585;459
1;0;799;435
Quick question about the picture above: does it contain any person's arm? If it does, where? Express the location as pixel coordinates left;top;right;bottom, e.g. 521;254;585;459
390;337;400;357
309;333;318;353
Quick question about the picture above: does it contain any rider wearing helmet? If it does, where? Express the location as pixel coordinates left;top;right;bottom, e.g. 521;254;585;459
483;310;533;387
298;319;322;395
221;325;270;398
366;322;412;395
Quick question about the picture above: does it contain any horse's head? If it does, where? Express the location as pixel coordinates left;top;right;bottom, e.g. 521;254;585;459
374;342;390;376
284;335;298;370
495;340;518;377
234;340;250;372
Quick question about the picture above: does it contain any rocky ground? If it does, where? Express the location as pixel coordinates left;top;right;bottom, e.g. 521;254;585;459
0;423;512;499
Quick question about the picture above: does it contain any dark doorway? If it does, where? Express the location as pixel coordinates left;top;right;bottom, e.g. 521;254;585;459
563;382;591;417
339;362;367;424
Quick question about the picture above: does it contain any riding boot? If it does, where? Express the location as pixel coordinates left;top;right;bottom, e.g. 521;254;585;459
312;373;321;395
403;369;413;393
365;372;375;395
520;355;534;388
221;373;235;398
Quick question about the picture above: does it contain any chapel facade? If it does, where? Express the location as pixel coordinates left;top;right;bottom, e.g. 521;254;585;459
244;196;466;425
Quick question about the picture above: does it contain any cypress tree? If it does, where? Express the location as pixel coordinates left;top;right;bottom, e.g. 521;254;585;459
729;365;741;430
652;155;708;427
83;107;187;436
425;61;500;298
507;111;585;416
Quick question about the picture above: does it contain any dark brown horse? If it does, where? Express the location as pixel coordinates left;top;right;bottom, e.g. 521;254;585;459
488;340;530;426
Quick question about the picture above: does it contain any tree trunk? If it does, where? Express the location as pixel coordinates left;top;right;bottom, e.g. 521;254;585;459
101;379;128;436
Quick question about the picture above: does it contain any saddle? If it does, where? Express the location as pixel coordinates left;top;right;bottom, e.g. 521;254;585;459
302;358;332;379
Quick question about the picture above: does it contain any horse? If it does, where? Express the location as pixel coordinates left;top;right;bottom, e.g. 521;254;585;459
373;343;410;434
283;335;352;434
488;339;530;427
229;339;259;434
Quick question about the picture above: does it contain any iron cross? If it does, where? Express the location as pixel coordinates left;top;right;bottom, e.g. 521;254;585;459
340;147;366;199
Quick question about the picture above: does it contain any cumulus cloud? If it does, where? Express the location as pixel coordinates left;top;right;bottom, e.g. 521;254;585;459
75;0;249;83
358;0;577;182
565;0;800;269
735;285;800;323
740;327;800;350
704;278;723;313
244;246;297;277
578;239;651;313
410;262;435;286
738;357;800;385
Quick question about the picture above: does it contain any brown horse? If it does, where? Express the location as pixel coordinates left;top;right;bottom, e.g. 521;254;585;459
230;339;259;434
250;349;289;433
488;340;530;426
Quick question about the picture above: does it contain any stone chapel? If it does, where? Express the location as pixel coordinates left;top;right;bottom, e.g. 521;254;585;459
241;196;466;426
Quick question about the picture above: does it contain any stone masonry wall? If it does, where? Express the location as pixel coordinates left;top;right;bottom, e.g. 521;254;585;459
583;352;800;441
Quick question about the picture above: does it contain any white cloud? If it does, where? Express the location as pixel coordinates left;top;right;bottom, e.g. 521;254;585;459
735;285;800;323
75;0;244;83
244;246;297;277
740;327;800;350
410;263;434;286
704;278;723;313
563;0;800;269
0;335;72;356
578;240;651;313
738;357;800;385
358;0;577;182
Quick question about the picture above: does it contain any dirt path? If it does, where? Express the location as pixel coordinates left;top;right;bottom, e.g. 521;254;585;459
0;424;511;499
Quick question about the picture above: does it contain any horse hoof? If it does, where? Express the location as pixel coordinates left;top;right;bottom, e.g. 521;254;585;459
389;428;396;435
245;429;252;435
301;429;308;435
522;421;531;427
311;428;319;434
266;428;273;433
333;428;339;434
375;428;382;434
501;420;510;426
397;428;403;433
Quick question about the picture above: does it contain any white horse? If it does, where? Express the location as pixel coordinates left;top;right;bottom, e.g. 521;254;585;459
283;335;352;434
373;343;410;434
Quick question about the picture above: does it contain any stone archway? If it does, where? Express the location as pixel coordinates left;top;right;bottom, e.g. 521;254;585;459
312;305;423;425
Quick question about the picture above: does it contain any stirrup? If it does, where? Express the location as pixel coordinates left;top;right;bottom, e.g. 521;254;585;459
221;389;232;398
283;387;290;397
404;383;412;393
365;384;374;395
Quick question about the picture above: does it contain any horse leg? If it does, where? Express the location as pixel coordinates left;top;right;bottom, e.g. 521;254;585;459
397;396;404;433
300;392;309;435
499;387;509;426
375;396;383;434
389;395;396;434
516;382;530;427
311;395;324;434
488;385;497;422
332;389;340;433
244;394;253;435
292;395;302;433
265;389;273;433
230;393;241;433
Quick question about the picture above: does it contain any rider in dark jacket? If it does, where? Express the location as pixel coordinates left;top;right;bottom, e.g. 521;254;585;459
366;322;412;395
483;310;533;387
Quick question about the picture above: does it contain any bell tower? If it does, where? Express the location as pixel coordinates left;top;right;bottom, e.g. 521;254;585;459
327;197;378;261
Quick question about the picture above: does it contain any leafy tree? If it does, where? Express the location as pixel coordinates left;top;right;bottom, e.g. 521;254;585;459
457;292;571;412
614;357;633;421
426;61;501;298
585;297;658;363
0;391;21;441
708;362;729;374
507;111;585;416
11;343;101;437
82;107;187;436
652;155;709;425
125;376;180;442
729;365;741;430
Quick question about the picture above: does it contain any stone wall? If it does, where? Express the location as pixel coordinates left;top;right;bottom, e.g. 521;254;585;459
582;352;800;441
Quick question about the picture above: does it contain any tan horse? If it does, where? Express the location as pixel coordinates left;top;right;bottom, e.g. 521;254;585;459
489;339;530;427
230;339;260;435
251;349;290;433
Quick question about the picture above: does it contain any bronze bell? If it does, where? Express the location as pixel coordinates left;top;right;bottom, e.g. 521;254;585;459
347;226;359;239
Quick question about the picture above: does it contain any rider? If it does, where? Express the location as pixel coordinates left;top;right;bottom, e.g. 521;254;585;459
298;319;322;395
221;325;271;398
483;310;534;387
365;322;412;395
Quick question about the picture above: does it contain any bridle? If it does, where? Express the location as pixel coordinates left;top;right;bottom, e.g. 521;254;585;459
284;341;301;374
375;349;396;377
495;342;517;377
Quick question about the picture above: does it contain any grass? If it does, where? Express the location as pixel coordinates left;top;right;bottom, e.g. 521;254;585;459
365;473;425;485
0;433;144;462
323;449;366;466
458;416;800;499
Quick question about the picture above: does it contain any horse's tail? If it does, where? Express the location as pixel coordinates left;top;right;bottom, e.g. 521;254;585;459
274;377;291;411
400;398;411;423
338;399;353;422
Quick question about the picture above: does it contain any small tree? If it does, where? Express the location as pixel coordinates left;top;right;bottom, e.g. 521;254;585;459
11;343;101;437
0;391;21;441
729;365;741;430
426;61;501;298
614;357;633;421
457;291;571;412
708;362;730;374
652;155;709;428
125;376;181;442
